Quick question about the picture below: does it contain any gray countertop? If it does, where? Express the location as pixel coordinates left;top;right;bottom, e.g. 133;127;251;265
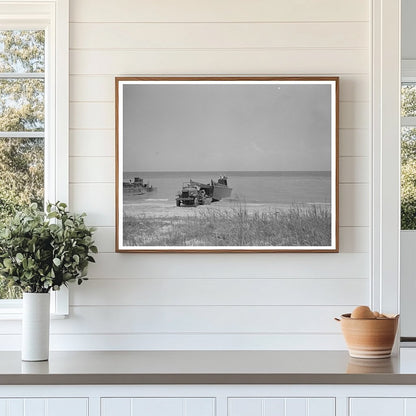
2;349;416;385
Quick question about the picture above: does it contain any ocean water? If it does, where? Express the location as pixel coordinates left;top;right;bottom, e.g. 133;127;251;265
123;171;331;206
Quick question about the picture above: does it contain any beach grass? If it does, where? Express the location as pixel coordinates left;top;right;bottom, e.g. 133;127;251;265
123;203;331;247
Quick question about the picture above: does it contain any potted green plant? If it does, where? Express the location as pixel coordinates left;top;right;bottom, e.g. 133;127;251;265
0;202;97;361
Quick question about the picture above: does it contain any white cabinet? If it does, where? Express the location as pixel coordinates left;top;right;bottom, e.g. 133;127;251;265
228;398;335;416
101;397;215;416
350;398;416;416
3;385;416;416
0;398;88;416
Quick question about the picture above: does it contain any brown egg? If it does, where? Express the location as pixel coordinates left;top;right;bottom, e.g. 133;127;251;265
351;305;376;319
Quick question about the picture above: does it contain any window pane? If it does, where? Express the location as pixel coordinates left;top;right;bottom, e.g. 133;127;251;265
402;83;416;117
401;127;416;163
0;137;44;213
0;29;45;301
0;78;44;132
0;137;43;299
0;30;45;73
401;127;416;230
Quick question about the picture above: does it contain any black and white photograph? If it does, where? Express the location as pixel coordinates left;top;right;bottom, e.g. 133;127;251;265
116;77;338;252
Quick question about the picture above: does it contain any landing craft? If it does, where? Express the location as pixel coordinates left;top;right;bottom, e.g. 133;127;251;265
123;177;156;194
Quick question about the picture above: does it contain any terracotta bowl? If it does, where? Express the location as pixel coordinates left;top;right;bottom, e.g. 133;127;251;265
337;313;399;359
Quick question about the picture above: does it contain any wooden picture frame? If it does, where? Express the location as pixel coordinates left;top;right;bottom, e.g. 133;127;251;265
115;77;339;253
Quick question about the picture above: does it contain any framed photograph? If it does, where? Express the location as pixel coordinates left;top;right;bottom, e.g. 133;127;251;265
116;77;338;253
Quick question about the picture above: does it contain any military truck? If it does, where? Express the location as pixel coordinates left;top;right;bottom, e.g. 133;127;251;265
176;176;231;207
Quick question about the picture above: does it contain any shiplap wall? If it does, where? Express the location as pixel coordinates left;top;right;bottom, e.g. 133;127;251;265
45;0;371;350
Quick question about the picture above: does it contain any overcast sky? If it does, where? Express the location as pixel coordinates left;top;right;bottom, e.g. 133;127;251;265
122;82;332;172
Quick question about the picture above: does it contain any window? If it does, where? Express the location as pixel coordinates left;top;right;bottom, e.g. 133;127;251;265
0;0;69;314
0;30;45;299
401;64;416;230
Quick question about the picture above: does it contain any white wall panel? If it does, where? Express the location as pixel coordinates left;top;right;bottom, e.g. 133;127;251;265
70;22;368;50
339;102;369;129
69;130;114;157
91;227;115;253
339;227;369;252
70;75;114;102
70;157;114;183
339;129;369;157
70;103;113;129
69;75;369;103
339;184;369;227
70;49;368;76
70;278;367;306
339;76;369;102
0;332;346;351
49;305;354;334
48;0;374;351
86;252;369;279
70;0;369;23
69;183;114;226
339;157;369;183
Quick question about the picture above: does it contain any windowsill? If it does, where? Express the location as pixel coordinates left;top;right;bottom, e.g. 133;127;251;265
0;312;67;320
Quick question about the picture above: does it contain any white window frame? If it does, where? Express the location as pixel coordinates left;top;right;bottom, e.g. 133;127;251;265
371;0;401;324
0;0;69;317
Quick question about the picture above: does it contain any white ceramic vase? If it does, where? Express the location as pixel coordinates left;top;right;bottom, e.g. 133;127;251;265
22;292;50;361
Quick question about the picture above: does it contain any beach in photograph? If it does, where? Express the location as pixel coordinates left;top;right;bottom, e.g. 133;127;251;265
122;171;331;247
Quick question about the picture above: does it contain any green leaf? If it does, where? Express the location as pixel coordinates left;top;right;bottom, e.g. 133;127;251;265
53;258;61;266
64;219;74;227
